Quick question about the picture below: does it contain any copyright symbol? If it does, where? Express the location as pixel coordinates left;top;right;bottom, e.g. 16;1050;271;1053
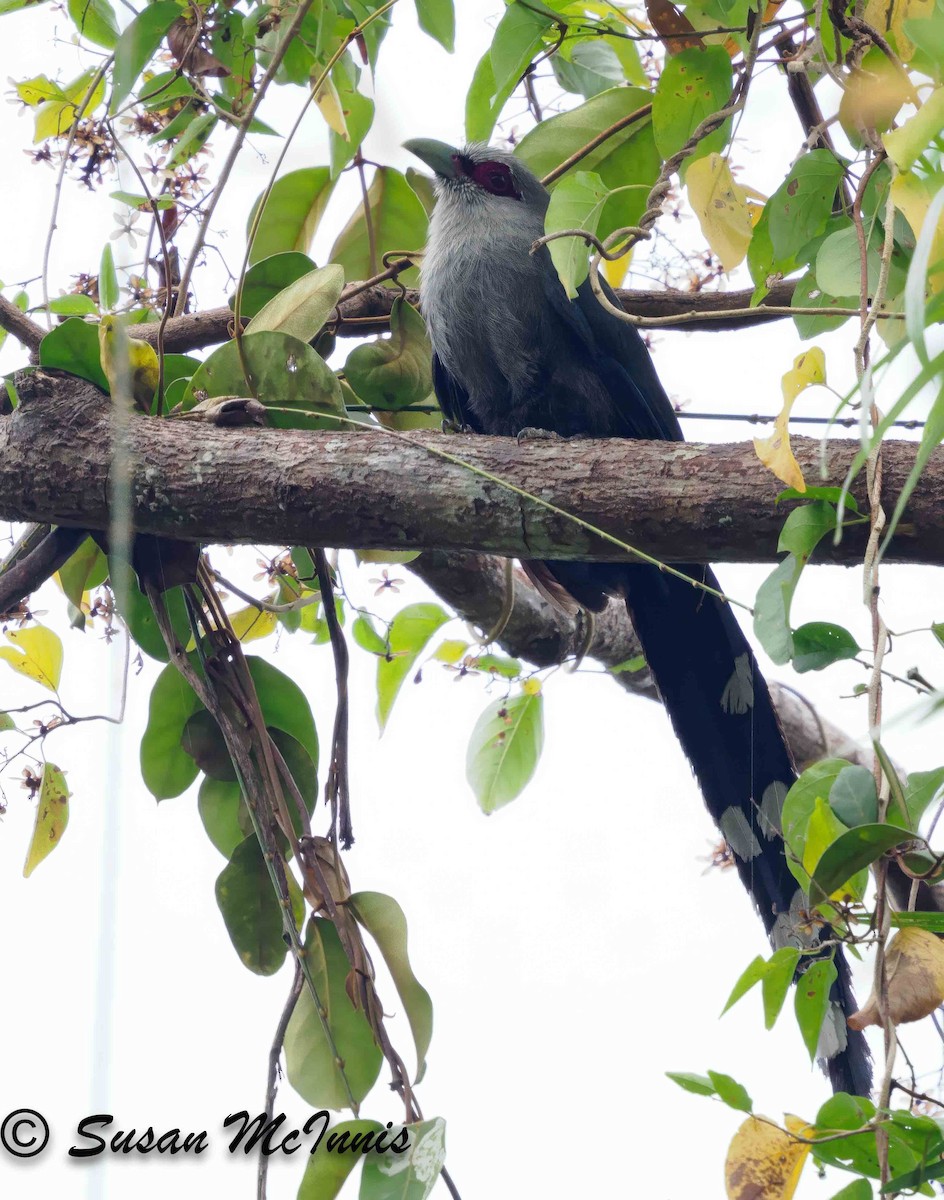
1;1109;49;1158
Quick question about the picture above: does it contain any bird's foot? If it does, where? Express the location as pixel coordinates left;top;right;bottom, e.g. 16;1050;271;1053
442;417;476;434
516;426;563;444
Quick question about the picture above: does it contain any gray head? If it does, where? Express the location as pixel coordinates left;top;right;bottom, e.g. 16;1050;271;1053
403;139;549;214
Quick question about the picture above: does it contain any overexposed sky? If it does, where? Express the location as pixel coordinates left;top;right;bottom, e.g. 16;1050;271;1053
1;4;943;1199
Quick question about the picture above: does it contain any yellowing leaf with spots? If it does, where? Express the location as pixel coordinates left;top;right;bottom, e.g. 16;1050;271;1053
0;624;63;692
314;75;347;138
23;763;70;877
890;169;944;293
754;348;826;492
725;1114;811;1200
864;0;935;61
686;154;755;271
848;927;944;1029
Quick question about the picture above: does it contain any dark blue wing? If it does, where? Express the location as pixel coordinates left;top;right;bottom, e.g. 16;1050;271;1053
432;353;481;432
534;251;682;443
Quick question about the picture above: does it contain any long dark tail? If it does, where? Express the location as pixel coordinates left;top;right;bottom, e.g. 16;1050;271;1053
611;560;871;1095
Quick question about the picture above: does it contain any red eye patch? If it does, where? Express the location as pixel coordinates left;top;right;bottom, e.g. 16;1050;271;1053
465;159;522;200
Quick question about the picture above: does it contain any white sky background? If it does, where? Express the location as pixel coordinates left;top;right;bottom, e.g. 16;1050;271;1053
1;2;943;1198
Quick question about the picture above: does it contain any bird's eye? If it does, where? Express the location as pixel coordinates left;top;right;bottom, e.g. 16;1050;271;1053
489;172;507;191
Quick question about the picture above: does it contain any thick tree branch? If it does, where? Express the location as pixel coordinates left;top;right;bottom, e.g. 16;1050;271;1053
3;370;942;567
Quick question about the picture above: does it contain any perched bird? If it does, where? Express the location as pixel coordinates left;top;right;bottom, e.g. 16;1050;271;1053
98;314;160;413
405;138;871;1096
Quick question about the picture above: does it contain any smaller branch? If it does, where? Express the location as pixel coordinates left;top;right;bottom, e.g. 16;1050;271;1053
258;967;303;1200
311;548;353;849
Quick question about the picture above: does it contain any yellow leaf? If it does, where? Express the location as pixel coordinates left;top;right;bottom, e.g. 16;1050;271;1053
884;87;944;172
602;249;632;289
229;605;278;644
15;75;64;106
753;348;826;492
686;154;754;272
315;75;347;138
0;624;63;692
31;69;105;144
99;315;160;411
864;0;935;60
521;677;542;697
434;639;469;664
725;1115;811;1200
23;763;70;877
891;169;944;293
848;927;944;1030
839;50;910;139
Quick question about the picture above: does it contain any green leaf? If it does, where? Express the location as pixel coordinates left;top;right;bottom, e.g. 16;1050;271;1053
67;0;118;48
57;536;108;612
182;709;235;781
99;242;119;312
543;170;609;297
652;47;732;167
109;190;176;212
330;167;428;285
415;0;454;51
32;69;105;142
139;70;196;112
297;1119;384;1199
284;918;384;1108
229;252;316;318
892;910;944;931
791;269;856;340
376;602;450;730
753;554;802;664
903;767;944;830
792;622;860;672
327;53;375;178
139;659;204;800
767;150;847;263
344;297;432;408
359;1117;445;1200
247;168;336;267
881;381;944;556
165;110;216;169
0;712;15;732
43;295;96;320
349;891;434;1082
198;778;247;858
489;3;552;108
828;1181;874;1200
810;823;916;902
761;946;801;1029
245;656;319;776
721;954;768;1013
352;614;388;656
829;765;878;827
516;86;653;181
23;763;70;876
665;1071;717;1096
816;222;883;297
706;1070;752;1112
182;330;344;429
778;499;837;557
246;264;344;343
466;688;544;814
111;557;189;663
215;835;295;975
552;39;625;99
781;759;850;888
795;958;837;1061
